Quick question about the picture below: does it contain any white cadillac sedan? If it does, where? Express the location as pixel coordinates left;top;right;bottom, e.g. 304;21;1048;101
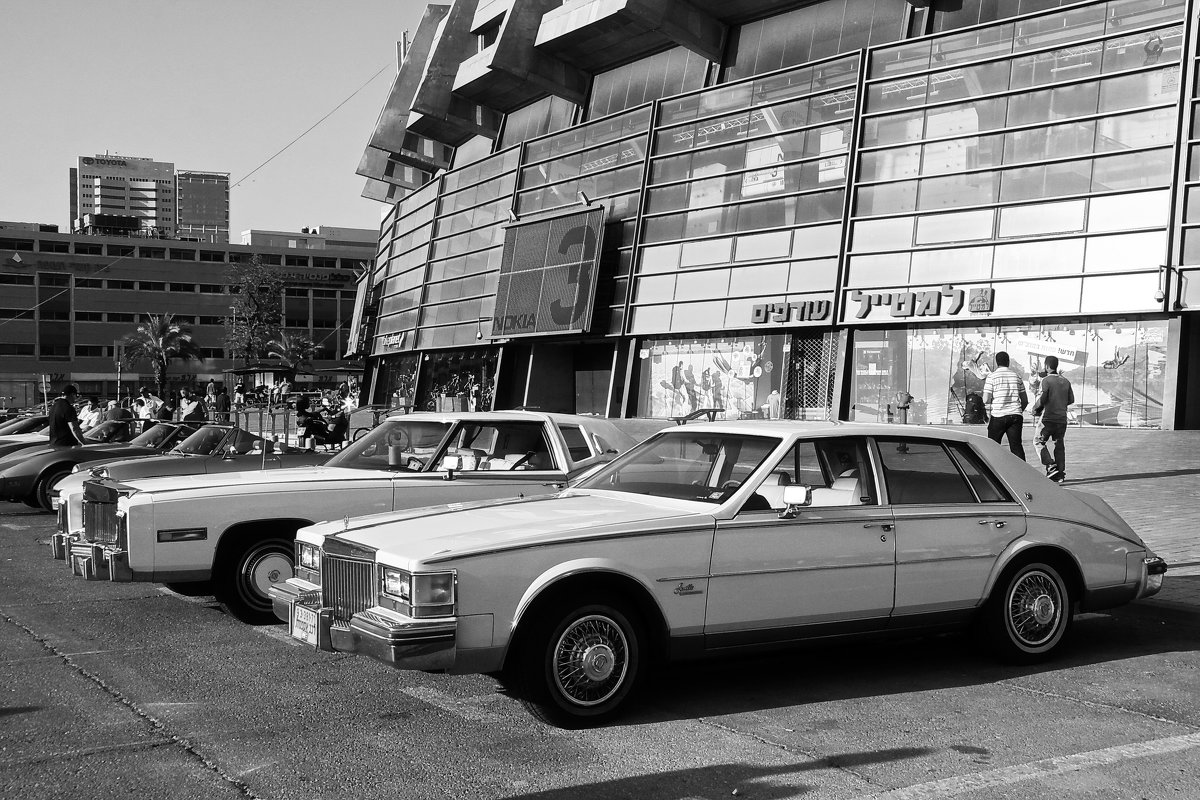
271;421;1166;728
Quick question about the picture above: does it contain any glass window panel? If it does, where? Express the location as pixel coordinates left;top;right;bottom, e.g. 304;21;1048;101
870;40;932;78
928;60;1011;104
848;252;911;286
1095;107;1176;151
919;172;998;210
991;277;1082;315
640;243;681;274
1014;4;1106;53
684;205;731;238
1181;228;1200;265
933;23;1014;68
736;197;789;232
1004;119;1096;164
1000;159;1092;203
998;200;1086;237
1091;149;1172;191
731;262;789;295
1089;190;1169;231
1102;27;1184;75
795;189;845;224
681;238;732;267
869;77;927;113
859;144;921;181
650;153;691;184
792;224;842;258
734;231;792;262
1083;231;1165;271
993;238;1085;277
669;300;725;332
635;274;678;303
853;216;914;252
629;304;672;334
916;209;995;243
922;133;1004;175
862;110;924;147
910;246;994;283
1080;272;1157;311
926;96;1008;138
856;181;917;215
643;213;686;243
788;258;839;291
675;269;731;301
1011;44;1102;92
1099;67;1181;113
646;183;689;214
753;66;814;106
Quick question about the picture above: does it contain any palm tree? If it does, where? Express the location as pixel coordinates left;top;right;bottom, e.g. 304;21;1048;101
120;314;205;399
265;331;317;381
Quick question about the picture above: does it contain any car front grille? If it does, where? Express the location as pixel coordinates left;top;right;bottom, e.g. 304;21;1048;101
321;554;375;623
82;499;118;544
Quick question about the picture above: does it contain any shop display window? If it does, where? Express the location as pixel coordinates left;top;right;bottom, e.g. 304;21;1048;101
636;335;787;420
850;319;1167;428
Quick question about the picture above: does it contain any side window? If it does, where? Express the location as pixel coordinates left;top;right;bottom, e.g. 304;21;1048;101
744;437;875;511
442;422;559;471
876;438;976;505
947;441;1013;503
559;424;594;462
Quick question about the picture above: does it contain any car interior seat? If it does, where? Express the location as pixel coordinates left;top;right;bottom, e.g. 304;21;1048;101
754;471;793;510
810;468;862;506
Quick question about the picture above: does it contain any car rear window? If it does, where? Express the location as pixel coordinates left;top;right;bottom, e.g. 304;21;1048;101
875;438;976;505
947;441;1013;503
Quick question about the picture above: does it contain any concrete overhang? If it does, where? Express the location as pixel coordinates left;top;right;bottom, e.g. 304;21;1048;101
451;0;589;112
408;0;503;144
535;0;725;72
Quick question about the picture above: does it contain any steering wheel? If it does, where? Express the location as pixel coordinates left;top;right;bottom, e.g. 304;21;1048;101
720;480;742;492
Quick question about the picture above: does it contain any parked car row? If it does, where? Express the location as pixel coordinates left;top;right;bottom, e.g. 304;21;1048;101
36;413;1166;727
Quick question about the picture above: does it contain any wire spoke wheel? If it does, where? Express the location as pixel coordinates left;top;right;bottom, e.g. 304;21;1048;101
985;560;1073;663
552;615;629;708
1006;569;1063;648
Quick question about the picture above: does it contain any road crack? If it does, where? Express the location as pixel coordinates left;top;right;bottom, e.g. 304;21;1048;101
0;608;267;799
1000;679;1200;730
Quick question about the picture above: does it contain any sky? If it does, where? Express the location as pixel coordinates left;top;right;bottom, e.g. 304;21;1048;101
0;0;432;237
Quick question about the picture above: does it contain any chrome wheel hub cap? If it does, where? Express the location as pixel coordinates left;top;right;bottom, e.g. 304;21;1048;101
580;644;616;682
1031;594;1056;625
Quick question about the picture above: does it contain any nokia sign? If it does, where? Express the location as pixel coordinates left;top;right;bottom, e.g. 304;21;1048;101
491;205;605;338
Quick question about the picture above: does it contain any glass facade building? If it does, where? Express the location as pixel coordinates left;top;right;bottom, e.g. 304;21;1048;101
353;0;1200;429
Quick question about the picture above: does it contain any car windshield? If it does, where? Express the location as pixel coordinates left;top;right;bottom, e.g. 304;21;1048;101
128;423;181;448
171;425;232;455
575;431;781;503
326;419;454;471
83;421;131;443
0;417;47;435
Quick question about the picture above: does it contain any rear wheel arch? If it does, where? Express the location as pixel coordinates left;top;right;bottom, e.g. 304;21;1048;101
505;570;669;673
211;517;314;624
986;543;1083;604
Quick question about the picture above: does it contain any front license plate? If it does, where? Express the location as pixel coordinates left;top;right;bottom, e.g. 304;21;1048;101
291;605;318;646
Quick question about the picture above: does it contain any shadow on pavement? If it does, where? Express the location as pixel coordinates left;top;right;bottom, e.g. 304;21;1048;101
610;602;1199;728
1065;468;1200;486
503;749;932;799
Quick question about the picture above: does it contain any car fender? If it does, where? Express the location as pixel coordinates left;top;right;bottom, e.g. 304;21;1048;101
979;520;1107;605
509;558;667;647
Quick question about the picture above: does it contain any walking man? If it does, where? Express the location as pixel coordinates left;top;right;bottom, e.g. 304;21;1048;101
1032;355;1074;483
982;350;1028;460
48;385;85;446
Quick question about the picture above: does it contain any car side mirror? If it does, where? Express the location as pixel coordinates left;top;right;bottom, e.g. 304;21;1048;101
440;454;461;480
778;485;812;519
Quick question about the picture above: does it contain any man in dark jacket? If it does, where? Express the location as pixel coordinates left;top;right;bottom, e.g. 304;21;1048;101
1032;355;1075;483
213;386;232;423
48;385;85;446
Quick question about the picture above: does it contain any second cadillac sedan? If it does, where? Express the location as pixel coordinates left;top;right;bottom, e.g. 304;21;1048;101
271;422;1166;728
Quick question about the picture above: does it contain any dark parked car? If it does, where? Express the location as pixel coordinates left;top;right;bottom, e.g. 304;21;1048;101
0;417;150;461
0;422;198;510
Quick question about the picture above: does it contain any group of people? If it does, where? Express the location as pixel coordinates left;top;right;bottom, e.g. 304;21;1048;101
982;351;1074;483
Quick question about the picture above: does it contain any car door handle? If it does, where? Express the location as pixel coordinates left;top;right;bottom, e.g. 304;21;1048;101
978;519;1006;528
863;523;893;531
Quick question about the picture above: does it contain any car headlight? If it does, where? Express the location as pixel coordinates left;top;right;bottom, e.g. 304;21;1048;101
380;567;456;618
70;464;81;474
297;542;321;571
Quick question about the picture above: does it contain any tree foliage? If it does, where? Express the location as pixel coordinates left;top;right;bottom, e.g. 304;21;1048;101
120;314;205;398
224;255;283;364
265;330;318;379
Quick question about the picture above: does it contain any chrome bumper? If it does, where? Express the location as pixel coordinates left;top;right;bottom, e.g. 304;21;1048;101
1138;555;1168;599
270;578;456;671
51;531;74;561
66;541;132;582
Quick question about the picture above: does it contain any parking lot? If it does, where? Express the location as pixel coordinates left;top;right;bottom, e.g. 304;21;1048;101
2;424;1199;799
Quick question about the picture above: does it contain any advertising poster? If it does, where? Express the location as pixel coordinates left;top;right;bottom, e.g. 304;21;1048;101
639;335;785;420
